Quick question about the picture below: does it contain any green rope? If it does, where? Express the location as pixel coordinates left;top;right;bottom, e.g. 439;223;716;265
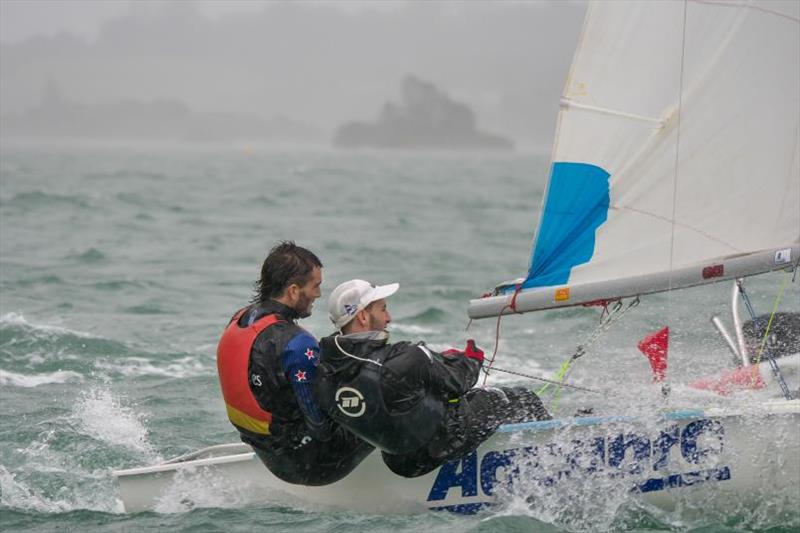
537;297;639;413
537;356;574;412
537;355;576;396
752;270;790;370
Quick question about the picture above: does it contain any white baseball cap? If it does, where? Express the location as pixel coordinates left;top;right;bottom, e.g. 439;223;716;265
328;279;399;329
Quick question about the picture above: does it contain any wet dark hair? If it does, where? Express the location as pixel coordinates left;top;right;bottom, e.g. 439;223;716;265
252;241;322;303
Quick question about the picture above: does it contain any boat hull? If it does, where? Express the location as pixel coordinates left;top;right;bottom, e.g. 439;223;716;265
114;400;800;514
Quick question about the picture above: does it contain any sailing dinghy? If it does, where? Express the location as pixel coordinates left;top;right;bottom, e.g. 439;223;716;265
114;0;800;515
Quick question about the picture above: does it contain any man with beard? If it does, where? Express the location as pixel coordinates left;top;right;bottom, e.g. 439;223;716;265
217;242;373;485
316;279;550;478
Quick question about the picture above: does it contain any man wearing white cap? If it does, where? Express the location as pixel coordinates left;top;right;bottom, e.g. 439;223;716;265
316;279;550;478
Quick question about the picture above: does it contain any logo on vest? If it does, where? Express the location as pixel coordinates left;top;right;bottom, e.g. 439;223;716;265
250;373;262;387
335;387;366;417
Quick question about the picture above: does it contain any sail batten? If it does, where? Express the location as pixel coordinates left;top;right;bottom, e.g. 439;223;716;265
559;99;666;126
468;0;800;319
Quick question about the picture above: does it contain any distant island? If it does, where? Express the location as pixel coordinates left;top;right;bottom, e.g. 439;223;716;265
0;78;323;144
333;75;513;150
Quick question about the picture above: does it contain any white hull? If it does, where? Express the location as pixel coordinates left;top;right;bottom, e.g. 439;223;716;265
114;399;800;514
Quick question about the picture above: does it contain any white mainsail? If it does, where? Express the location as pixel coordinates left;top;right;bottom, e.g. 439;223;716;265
469;0;800;319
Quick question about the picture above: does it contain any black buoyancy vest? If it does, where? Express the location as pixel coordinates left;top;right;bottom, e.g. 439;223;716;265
317;340;445;455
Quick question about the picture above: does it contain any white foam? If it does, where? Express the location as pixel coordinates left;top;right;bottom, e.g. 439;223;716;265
152;465;257;513
0;462;122;514
94;355;211;378
0;464;72;513
0;369;83;387
0;312;95;338
73;387;160;460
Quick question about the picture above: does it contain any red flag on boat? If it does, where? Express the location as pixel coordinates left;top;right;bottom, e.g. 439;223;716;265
638;327;669;382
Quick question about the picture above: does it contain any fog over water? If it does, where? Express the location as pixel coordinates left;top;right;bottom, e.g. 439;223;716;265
0;0;586;149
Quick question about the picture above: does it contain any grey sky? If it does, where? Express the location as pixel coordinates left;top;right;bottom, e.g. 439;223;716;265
0;0;587;148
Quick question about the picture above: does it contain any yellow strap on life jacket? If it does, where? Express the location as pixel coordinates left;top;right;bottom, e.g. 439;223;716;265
225;403;270;435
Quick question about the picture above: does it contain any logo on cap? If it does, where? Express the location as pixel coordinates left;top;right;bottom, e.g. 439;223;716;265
344;303;358;315
335;386;366;417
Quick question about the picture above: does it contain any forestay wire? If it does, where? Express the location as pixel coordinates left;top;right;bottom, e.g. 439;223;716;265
481;365;602;394
738;274;794;399
475;292;639;402
539;297;640;392
536;297;640;411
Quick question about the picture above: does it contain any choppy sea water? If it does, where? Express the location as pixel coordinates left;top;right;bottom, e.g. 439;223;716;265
1;143;798;532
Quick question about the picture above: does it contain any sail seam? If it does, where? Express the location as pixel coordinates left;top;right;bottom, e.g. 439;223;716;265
609;205;742;252
690;0;800;24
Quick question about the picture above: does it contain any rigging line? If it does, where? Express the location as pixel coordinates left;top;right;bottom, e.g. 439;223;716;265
544;297;639;406
737;279;758;323
667;0;689;331
690;0;800;24
537;296;640;398
738;279;793;399
481;365;602;394
482;284;522;386
660;1;689;406
753;272;789;384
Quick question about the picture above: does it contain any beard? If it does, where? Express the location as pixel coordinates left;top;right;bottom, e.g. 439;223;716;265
365;313;387;333
295;292;314;318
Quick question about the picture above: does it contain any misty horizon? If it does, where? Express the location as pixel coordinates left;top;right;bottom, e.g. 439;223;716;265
0;1;587;150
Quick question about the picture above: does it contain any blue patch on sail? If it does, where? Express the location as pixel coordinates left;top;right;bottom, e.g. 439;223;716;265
522;162;610;289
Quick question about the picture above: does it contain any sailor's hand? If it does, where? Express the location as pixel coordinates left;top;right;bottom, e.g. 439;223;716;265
440;340;484;364
464;339;485;364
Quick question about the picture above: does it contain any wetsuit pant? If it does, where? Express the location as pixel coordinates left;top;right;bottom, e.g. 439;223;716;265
382;386;550;478
249;427;374;486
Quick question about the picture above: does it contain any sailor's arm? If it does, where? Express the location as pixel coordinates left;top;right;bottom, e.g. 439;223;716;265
416;340;484;397
282;332;333;441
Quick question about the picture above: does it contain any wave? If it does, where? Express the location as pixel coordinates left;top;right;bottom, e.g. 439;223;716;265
11;275;65;288
122;303;169;315
0;369;83;388
0;313;212;380
6;190;92;210
391;323;439;336
65;248;106;263
88;170;166;181
402;307;447;323
0;312;133;361
94;355;211;379
0;465;80;514
0;312;95;339
92;280;150;291
0;387;155;514
248;194;278;207
0;385;160;514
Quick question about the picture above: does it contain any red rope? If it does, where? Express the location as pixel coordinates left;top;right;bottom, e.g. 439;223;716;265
482;283;522;385
581;298;619;320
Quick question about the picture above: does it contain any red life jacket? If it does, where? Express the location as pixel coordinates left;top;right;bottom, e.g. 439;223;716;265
217;308;282;435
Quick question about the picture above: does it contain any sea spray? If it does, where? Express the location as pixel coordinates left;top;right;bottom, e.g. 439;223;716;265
73;387;160;461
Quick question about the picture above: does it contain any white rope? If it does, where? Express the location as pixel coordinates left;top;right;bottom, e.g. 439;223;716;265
333;334;383;367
